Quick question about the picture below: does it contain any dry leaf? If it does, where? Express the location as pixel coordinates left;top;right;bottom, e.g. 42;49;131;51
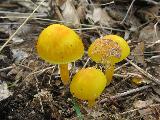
136;5;160;22
56;0;67;6
12;49;28;62
132;42;146;66
139;24;160;44
61;0;80;27
92;7;114;27
134;100;153;109
77;5;86;22
0;81;12;101
133;100;156;120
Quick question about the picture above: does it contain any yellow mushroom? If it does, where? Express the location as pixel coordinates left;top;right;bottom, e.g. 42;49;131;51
70;67;107;107
36;24;84;85
88;35;130;86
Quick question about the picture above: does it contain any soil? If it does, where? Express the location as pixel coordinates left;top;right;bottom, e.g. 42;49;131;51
0;0;160;120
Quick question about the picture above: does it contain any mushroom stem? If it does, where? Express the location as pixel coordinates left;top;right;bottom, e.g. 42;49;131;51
105;64;115;86
59;64;70;85
88;99;95;107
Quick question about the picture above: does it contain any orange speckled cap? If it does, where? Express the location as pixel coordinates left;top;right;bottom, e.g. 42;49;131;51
70;67;107;101
88;35;130;64
36;24;84;64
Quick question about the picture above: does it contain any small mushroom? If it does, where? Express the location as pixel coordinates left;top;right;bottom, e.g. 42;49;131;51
88;35;130;86
70;67;107;107
36;24;84;85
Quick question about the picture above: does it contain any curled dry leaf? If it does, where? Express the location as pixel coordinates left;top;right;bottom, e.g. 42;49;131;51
0;81;12;101
92;7;115;27
61;0;80;27
77;5;86;22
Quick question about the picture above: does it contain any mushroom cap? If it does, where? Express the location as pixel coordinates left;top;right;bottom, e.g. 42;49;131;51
70;67;107;101
88;35;130;64
36;24;84;64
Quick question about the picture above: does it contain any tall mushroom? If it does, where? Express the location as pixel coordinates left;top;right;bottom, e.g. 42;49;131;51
88;35;130;86
70;67;107;107
36;24;84;85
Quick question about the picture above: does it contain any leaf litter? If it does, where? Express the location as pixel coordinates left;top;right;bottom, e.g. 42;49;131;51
0;0;160;120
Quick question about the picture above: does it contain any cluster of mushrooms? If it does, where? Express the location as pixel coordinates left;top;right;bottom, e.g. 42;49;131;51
36;24;130;107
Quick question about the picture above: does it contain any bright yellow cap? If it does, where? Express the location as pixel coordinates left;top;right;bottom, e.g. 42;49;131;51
70;67;107;104
36;24;84;64
88;35;130;64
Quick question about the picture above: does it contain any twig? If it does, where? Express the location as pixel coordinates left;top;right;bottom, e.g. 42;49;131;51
0;65;14;72
83;58;90;68
24;66;56;80
120;0;136;24
0;0;45;52
114;72;142;78
53;1;64;21
0;16;125;32
125;58;160;85
114;61;130;72
149;55;160;60
147;40;160;48
100;84;154;104
88;1;114;6
119;103;160;115
0;11;46;17
73;26;125;32
143;0;160;5
34;75;44;113
154;21;160;40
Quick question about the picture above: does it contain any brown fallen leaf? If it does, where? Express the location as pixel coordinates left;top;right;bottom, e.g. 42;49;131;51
139;23;160;44
133;100;159;120
61;0;80;27
132;42;146;66
136;5;159;22
77;4;86;22
87;7;115;27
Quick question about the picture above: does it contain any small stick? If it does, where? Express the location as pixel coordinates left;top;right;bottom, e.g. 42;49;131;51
143;0;160;5
125;58;160;85
100;84;154;104
34;75;44;113
120;0;136;24
114;61;130;72
0;65;14;72
154;21;160;40
119;103;160;115
0;0;45;52
0;16;125;32
24;66;56;81
82;58;90;68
